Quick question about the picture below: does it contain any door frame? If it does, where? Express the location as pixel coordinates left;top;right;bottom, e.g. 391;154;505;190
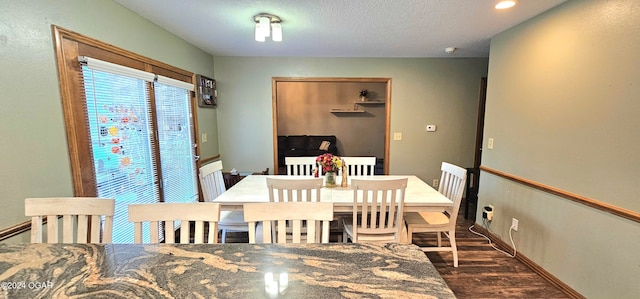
271;77;392;174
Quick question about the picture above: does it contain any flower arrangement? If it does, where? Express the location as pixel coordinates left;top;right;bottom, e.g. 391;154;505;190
316;153;342;173
359;89;368;97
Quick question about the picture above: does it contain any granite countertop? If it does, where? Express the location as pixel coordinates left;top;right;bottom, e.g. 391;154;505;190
0;242;455;298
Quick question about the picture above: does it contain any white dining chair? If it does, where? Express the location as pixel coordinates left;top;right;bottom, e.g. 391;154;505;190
244;202;333;244
404;161;467;267
128;202;221;244
343;178;408;243
25;197;115;244
284;156;317;176
266;177;323;202
266;177;323;242
341;156;376;176
199;160;247;243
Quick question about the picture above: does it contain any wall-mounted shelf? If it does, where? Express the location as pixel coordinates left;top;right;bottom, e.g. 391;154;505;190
330;108;365;113
330;101;384;113
354;101;385;105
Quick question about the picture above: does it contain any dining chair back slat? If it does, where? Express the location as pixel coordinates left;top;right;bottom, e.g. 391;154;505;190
341;156;376;176
284;156;317;176
25;197;115;244
244;202;333;244
128;202;221;244
199;160;226;200
343;178;408;243
266;177;323;202
266;177;324;242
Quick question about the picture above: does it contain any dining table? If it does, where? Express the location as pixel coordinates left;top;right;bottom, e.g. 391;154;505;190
0;242;456;298
213;175;453;213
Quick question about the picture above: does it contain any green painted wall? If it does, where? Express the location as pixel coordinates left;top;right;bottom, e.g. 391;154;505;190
0;0;217;242
480;0;640;297
213;57;487;181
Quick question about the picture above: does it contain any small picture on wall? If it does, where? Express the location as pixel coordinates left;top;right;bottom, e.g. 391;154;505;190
196;74;217;108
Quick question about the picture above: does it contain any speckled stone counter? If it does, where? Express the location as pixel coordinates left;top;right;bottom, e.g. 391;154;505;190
0;243;455;298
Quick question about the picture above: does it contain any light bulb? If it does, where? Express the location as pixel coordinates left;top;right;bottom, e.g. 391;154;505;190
255;22;265;42
495;0;517;9
271;23;282;42
259;16;270;37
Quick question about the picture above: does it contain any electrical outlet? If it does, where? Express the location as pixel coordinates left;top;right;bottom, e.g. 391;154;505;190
201;133;208;143
393;132;402;141
432;179;439;188
487;138;494;149
511;218;519;231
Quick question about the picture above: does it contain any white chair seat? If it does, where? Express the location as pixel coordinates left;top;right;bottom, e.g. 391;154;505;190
343;217;408;243
404;212;450;227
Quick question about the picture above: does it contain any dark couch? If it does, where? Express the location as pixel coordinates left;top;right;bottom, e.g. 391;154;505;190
277;135;338;166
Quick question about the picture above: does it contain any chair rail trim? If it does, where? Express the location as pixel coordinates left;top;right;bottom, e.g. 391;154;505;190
480;166;640;224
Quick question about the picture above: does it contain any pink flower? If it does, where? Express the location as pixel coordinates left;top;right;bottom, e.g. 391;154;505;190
316;153;342;173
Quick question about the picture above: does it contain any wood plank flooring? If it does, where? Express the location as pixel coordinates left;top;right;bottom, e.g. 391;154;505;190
411;207;571;299
413;216;570;298
221;207;571;298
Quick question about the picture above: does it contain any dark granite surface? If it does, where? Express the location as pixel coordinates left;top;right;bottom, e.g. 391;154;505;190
0;243;455;298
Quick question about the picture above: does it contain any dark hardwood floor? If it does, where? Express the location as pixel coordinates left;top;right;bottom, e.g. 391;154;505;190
221;205;572;299
411;205;571;299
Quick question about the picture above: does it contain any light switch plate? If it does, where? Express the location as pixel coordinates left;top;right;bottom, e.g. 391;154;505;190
202;133;208;143
487;138;494;149
393;132;402;141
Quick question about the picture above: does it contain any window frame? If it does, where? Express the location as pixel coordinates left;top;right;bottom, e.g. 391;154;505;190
52;25;201;199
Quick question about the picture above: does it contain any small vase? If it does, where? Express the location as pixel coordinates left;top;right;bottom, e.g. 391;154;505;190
360;96;367;102
325;171;337;188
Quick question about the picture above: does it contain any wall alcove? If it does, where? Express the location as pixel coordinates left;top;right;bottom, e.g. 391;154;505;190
272;77;391;174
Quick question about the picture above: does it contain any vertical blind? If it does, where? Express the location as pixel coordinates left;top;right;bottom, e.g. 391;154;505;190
80;56;197;243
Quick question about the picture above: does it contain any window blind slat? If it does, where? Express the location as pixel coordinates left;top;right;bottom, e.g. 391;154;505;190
154;82;198;205
82;66;160;244
79;58;198;244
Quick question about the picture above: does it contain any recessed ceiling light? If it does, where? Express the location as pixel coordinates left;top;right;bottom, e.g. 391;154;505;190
495;0;518;9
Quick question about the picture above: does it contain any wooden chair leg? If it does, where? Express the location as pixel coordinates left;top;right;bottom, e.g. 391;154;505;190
437;232;442;247
450;230;458;267
221;229;227;243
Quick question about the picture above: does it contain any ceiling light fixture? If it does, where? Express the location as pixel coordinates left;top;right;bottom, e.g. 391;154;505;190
254;13;282;42
495;0;518;9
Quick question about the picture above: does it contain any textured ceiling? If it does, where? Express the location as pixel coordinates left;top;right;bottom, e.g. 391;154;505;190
114;0;566;58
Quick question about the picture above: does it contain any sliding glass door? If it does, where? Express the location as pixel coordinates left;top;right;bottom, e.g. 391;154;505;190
154;82;198;205
81;64;197;243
